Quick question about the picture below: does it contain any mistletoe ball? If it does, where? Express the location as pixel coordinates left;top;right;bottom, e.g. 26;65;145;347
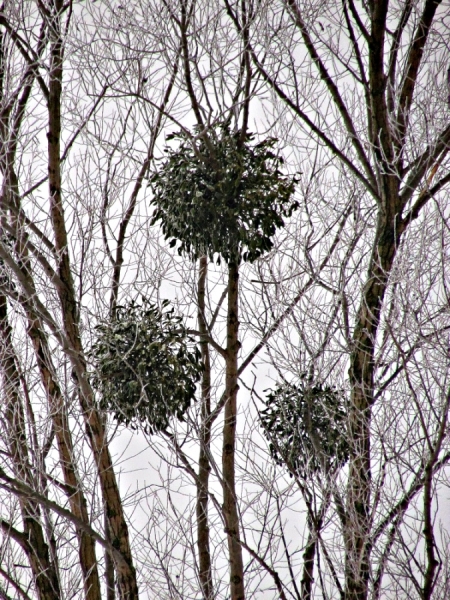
150;125;298;264
91;300;202;432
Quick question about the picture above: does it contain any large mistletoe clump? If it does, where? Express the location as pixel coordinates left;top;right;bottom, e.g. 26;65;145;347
150;125;298;264
91;300;202;432
260;380;349;477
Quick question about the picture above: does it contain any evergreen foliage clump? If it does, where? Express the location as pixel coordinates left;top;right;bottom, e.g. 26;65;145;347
260;379;349;477
150;125;298;264
91;300;202;432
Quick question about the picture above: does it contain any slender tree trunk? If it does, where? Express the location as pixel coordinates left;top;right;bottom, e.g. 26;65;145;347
0;296;60;600
196;256;214;599
299;491;329;600
420;390;450;599
0;32;60;595
0;93;102;600
27;318;102;600
300;524;316;600
46;3;138;598
105;511;117;600
422;462;438;599
222;261;245;600
346;201;401;600
300;510;325;600
344;4;413;593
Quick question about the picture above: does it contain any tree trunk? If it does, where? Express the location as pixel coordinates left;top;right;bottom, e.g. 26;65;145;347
222;261;245;600
105;510;117;600
300;523;316;600
46;3;138;597
196;256;214;599
27;318;102;600
0;295;60;600
346;203;402;600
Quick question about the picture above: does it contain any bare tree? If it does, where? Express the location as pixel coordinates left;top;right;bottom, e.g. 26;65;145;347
1;1;449;600
224;1;450;598
0;1;175;598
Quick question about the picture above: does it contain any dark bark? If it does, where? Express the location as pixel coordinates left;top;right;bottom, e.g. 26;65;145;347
0;26;59;598
27;319;102;600
420;389;450;599
222;261;245;600
0;296;60;600
45;3;138;598
196;256;214;599
105;512;116;600
422;464;438;599
343;4;434;597
300;523;317;600
345;200;402;599
298;492;327;600
1;22;101;599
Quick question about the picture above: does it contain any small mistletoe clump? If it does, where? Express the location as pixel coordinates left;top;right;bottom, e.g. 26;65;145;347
259;380;349;478
90;300;202;433
150;125;298;264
